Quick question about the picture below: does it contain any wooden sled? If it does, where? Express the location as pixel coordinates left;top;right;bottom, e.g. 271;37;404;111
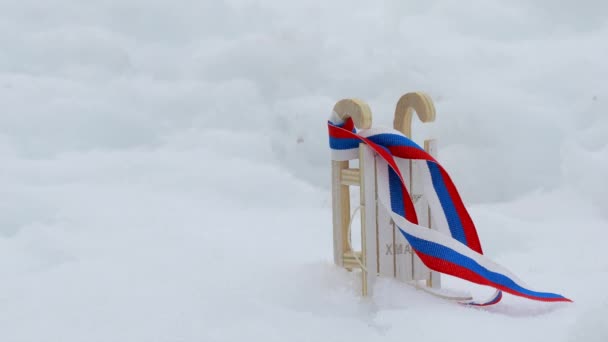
331;92;472;301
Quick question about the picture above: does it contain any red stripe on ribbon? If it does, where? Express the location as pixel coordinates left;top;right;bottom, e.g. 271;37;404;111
437;166;483;254
387;145;436;162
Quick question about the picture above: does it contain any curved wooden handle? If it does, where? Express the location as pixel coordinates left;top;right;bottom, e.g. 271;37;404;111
393;92;436;138
333;98;373;129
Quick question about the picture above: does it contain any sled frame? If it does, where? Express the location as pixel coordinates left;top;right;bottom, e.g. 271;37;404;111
331;92;441;296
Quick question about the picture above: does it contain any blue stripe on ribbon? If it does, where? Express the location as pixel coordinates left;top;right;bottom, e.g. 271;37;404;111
398;228;566;300
389;165;406;217
427;161;468;245
366;133;425;151
329;137;361;150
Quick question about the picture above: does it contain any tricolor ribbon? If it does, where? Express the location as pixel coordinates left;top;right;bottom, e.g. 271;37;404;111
328;115;571;305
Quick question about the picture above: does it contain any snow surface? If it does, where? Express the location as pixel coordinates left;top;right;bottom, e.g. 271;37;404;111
1;1;607;341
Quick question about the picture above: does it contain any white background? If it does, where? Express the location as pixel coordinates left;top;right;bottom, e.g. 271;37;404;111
0;1;607;341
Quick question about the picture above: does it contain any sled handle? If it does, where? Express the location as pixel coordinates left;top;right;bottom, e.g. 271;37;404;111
393;92;436;138
333;99;373;129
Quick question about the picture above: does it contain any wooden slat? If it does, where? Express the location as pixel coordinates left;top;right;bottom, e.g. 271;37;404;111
376;202;395;277
360;144;377;296
332;160;351;266
343;251;363;269
340;168;360;186
425;139;441;289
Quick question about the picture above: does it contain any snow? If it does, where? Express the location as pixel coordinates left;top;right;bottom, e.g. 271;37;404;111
0;1;607;341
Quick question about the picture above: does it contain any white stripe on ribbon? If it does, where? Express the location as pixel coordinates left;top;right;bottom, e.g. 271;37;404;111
330;148;359;161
